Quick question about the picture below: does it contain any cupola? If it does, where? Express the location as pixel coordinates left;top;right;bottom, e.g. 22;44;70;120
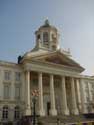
35;20;59;51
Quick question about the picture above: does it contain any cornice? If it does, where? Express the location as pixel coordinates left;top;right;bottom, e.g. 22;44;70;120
0;100;25;105
24;59;83;73
23;60;94;81
0;60;21;69
23;61;81;78
22;50;84;72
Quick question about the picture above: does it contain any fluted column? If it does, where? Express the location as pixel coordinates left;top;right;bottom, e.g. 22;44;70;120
61;76;69;115
71;77;79;115
50;74;57;116
38;72;45;116
25;71;31;116
80;79;88;113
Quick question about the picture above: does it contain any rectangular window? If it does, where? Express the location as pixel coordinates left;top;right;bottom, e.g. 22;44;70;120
2;106;8;119
4;71;11;81
15;86;21;99
4;84;10;99
15;72;21;81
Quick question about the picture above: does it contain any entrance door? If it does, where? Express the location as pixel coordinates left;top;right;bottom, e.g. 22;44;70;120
47;102;50;116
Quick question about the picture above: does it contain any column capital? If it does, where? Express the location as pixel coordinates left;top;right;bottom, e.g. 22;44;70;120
61;75;65;78
38;72;42;77
38;71;42;74
50;74;54;77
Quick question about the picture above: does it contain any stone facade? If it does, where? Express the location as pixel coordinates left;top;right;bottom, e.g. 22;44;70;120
0;20;94;124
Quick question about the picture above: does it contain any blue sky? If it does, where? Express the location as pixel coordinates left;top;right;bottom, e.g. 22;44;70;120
0;0;94;75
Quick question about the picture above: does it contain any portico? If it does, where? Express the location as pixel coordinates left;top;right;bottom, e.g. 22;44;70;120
25;69;85;117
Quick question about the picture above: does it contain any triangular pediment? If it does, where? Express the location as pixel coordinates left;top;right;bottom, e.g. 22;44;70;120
30;51;85;72
21;50;85;73
43;55;72;66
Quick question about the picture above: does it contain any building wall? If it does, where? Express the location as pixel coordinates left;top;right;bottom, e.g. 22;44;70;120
0;62;94;122
0;63;25;122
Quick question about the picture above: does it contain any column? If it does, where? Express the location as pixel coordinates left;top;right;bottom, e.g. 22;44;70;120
38;72;45;116
25;71;31;116
61;76;69;115
71;77;79;115
80;79;88;113
76;79;81;104
88;82;92;102
87;82;94;113
76;79;81;112
50;74;57;116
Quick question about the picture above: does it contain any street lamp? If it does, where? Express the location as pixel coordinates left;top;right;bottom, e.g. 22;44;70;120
32;90;39;125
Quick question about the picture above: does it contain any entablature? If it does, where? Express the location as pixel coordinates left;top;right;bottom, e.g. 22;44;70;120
23;60;82;78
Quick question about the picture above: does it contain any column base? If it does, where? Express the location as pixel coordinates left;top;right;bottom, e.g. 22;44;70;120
50;109;57;116
25;108;31;116
62;108;69;115
82;108;88;114
71;108;79;115
39;109;45;116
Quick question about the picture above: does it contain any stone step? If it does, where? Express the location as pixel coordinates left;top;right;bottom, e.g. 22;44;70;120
38;115;94;125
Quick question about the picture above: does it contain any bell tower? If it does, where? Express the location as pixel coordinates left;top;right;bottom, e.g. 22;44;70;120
35;20;59;51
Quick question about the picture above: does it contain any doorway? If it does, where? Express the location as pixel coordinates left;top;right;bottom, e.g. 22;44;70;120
47;102;50;116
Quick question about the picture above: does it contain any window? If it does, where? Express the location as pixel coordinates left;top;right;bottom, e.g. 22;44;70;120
43;32;49;42
15;85;21;99
15;72;21;81
2;106;8;119
3;84;10;99
4;71;11;81
14;106;20;119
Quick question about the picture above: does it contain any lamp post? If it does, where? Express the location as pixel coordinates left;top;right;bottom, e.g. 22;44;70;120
32;90;39;125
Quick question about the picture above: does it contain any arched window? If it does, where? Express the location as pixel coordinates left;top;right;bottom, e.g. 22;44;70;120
14;106;20;119
43;32;49;43
2;106;8;119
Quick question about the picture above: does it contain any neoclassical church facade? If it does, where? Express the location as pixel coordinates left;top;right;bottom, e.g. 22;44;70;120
0;20;94;124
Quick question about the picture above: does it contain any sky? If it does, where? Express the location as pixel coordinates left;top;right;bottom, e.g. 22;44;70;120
0;0;94;75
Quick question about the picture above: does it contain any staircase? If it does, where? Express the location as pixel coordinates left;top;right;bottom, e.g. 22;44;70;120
38;114;94;125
